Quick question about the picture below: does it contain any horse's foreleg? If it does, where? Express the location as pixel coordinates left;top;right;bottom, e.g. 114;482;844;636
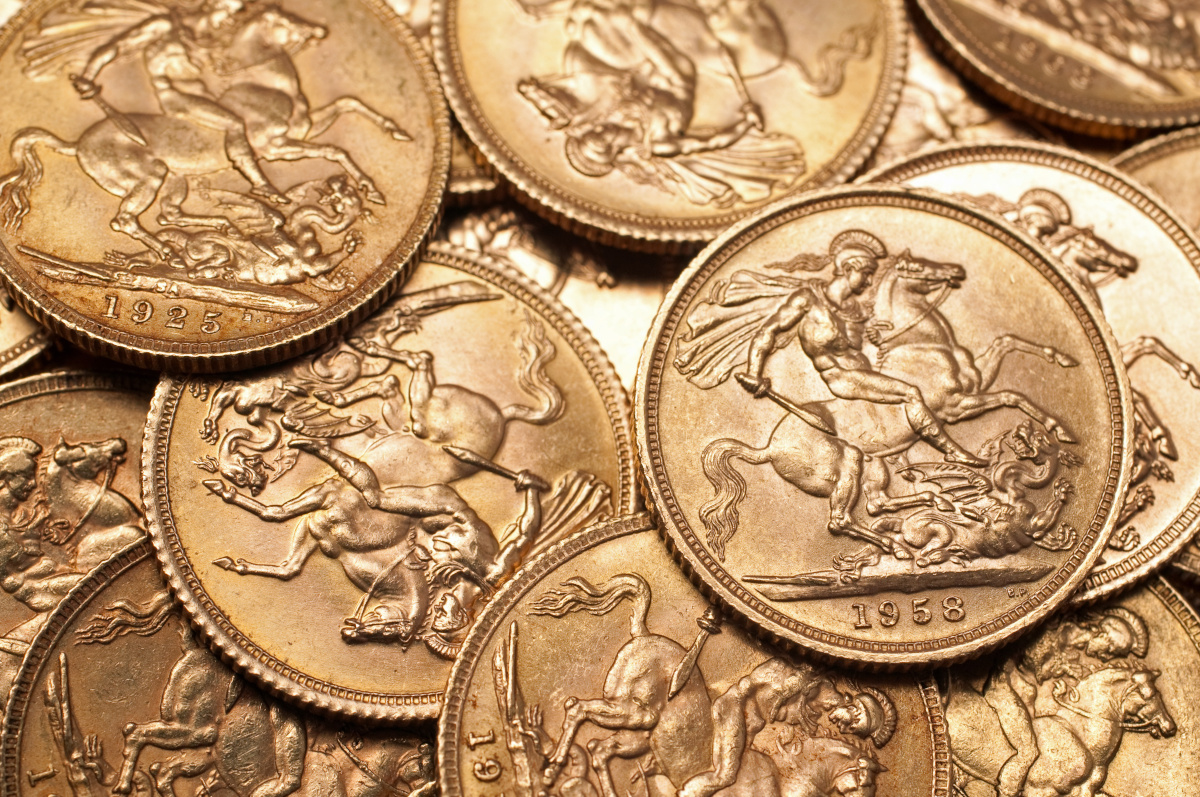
260;139;384;204
587;731;651;797
940;391;1075;444
975;335;1078;389
1123;335;1200;388
110;161;172;261
308;97;411;141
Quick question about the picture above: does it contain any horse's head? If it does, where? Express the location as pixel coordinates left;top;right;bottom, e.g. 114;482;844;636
1119;668;1176;739
886;250;965;296
1068;665;1176;739
53;438;126;481
336;730;434;796
1044;226;1138;282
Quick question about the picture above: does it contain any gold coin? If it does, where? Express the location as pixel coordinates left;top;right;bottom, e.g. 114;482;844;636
144;243;636;722
440;206;679;388
0;287;51;378
1113;125;1200;230
637;184;1130;667
914;0;1200;136
941;577;1193;796
0;0;449;371
433;0;906;249
1;541;438;797
1173;541;1200;582
0;370;151;701
439;513;950;797
868;141;1200;605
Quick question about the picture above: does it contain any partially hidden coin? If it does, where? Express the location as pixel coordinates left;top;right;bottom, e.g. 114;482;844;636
914;0;1200;136
637;184;1131;667
1171;540;1200;583
0;370;152;701
1113;125;1200;233
2;541;438;797
439;513;951;797
433;0;906;249
0;0;450;371
144;242;637;722
868;141;1200;605
440;206;678;389
940;576;1194;796
0;287;51;378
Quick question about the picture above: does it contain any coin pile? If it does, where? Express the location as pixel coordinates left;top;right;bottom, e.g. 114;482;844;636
2;0;1200;796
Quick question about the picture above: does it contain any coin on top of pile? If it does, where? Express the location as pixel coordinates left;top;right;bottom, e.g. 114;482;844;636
144;242;636;722
940;576;1196;796
440;513;950;797
913;0;1200;136
432;0;906;249
0;0;449;371
2;540;438;797
637;184;1131;667
0;369;152;703
868;141;1200;605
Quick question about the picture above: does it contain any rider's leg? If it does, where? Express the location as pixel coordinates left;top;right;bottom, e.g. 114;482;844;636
288;439;385;508
823;368;987;467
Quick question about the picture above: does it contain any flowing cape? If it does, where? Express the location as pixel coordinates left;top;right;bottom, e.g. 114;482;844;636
19;0;167;81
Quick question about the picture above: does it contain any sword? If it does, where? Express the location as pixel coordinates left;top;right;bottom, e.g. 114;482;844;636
668;607;721;700
443;445;550;492
734;373;836;436
71;76;148;147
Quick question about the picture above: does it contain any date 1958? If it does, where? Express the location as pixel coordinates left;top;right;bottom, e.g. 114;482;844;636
851;596;966;629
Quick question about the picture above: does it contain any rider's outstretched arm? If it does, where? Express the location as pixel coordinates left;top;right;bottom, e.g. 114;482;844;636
744;291;811;383
487;477;546;584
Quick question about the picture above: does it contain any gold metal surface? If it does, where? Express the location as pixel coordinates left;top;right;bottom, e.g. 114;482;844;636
143;243;636;722
0;0;450;370
637;184;1131;666
439;513;950;797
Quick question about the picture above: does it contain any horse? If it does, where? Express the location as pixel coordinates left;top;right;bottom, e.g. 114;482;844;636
296;730;435;797
699;252;1079;560
43;437;145;571
948;663;1175;797
0;5;407;262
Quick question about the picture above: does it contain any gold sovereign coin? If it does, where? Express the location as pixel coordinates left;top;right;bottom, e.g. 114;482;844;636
914;0;1200;136
1113;125;1200;229
637;184;1130;667
144;242;636;722
1;541;438;797
0;287;51;377
868;141;1200;605
439;513;950;797
941;577;1193;796
433;0;906;249
0;0;449;371
0;370;151;701
1172;540;1200;582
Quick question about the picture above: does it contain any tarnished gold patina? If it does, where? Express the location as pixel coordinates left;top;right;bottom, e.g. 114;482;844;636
637;185;1130;667
915;0;1200;135
144;242;636;722
941;577;1194;796
2;541;438;797
433;0;906;248
0;288;51;377
0;370;151;701
869;142;1200;604
439;513;950;797
0;0;449;371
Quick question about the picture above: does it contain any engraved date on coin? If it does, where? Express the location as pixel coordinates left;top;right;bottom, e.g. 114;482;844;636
850;596;966;628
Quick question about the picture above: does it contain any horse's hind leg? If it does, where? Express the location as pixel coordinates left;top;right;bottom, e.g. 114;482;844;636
156;174;229;231
587;730;650;797
939;391;1075;443
544;697;655;785
110;161;173;262
259;138;384;204
148;749;212;797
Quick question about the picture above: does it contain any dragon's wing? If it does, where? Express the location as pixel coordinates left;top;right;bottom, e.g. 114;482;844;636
19;0;168;81
901;461;991;503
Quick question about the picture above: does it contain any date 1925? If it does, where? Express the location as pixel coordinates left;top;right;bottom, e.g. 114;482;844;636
103;295;222;333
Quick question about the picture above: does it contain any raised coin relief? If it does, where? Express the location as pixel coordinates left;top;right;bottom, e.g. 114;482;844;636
957;188;1200;555
511;0;875;206
945;604;1175;797
492;573;899;797
197;280;613;658
0;0;411;314
38;588;436;797
673;230;1082;597
0;434;144;694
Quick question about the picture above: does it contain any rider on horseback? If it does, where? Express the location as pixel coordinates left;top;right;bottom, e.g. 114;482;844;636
70;0;289;204
737;229;987;467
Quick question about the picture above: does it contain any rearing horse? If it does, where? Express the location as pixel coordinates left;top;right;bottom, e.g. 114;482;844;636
700;252;1078;560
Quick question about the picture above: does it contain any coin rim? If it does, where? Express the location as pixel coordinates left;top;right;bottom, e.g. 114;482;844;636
865;140;1200;605
635;183;1132;667
431;0;907;249
143;243;638;723
0;0;451;373
438;511;952;797
913;0;1200;135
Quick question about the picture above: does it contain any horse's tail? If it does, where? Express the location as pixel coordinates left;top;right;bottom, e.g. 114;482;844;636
700;438;768;561
503;310;565;426
0;128;77;231
529;573;652;638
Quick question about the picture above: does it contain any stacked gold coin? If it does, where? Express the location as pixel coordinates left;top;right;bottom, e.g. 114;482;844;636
2;1;1200;796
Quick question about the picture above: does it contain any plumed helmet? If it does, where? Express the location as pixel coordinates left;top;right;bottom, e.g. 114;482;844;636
1018;188;1071;226
855;685;898;748
0;437;40;477
829;229;887;261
